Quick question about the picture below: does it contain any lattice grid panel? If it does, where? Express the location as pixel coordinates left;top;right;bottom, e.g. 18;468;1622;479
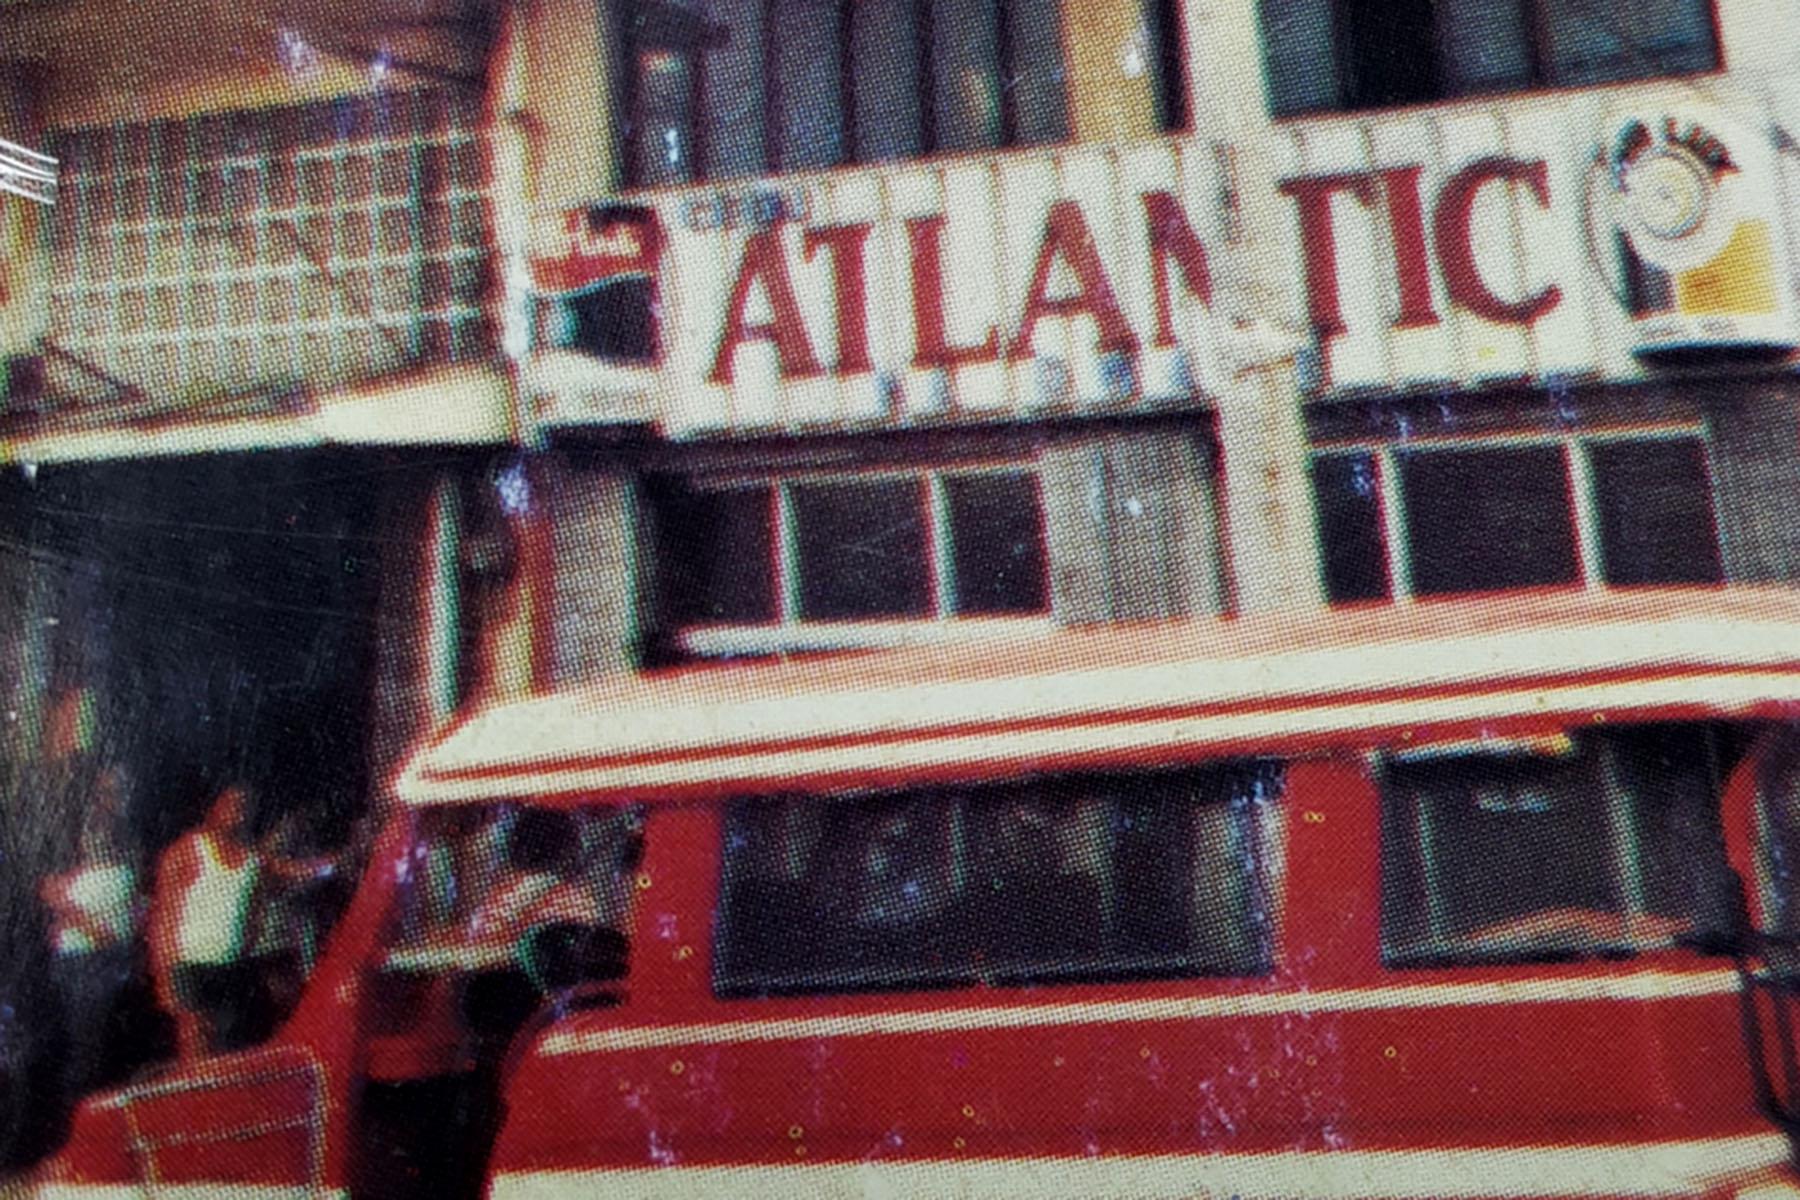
40;88;492;420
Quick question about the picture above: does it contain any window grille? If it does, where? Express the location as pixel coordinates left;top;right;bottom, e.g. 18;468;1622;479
38;89;492;424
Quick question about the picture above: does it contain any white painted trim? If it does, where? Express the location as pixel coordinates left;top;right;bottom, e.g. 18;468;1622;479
487;1135;1795;1199
396;595;1800;805
1375;444;1412;602
538;967;1741;1056
406;669;1800;804
3;365;513;463
1312;422;1711;454
1567;440;1607;591
681;616;1058;658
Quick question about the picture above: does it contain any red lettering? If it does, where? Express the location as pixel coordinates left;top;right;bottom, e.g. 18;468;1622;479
1433;157;1561;326
803;223;873;376
1278;172;1379;339
1009;201;1138;361
1143;190;1213;349
708;227;824;385
1379;166;1440;330
906;215;1000;369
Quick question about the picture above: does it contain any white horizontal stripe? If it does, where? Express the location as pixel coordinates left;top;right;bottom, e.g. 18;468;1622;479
539;967;1740;1057
412;669;1800;803
0;136;56;166
488;1135;1795;1199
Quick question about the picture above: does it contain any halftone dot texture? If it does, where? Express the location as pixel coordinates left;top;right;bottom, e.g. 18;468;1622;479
0;0;1792;1197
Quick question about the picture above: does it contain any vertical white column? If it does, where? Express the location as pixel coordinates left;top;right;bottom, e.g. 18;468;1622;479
1183;0;1324;615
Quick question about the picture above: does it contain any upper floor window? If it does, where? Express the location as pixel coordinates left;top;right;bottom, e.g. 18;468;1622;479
1258;0;1718;116
714;762;1279;998
1380;725;1734;967
612;0;1187;187
42;91;493;419
1310;428;1724;605
650;463;1050;656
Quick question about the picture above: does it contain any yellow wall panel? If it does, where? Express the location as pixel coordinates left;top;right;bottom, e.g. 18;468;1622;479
1064;0;1161;145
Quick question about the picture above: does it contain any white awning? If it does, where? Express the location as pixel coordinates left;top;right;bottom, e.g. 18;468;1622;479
0;363;514;464
395;588;1800;807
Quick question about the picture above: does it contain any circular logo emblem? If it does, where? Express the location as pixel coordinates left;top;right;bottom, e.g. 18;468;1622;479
1602;108;1747;272
1620;147;1710;241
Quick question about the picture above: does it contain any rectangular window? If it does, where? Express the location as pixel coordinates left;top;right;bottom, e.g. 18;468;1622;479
1589;438;1723;586
714;762;1279;998
1381;725;1732;967
767;0;846;171
389;805;645;987
1309;431;1723;605
1259;0;1719;115
1310;451;1390;603
660;483;777;623
614;0;1184;186
849;0;926;162
44;92;492;420
1400;444;1580;596
943;472;1051;615
791;477;933;620
654;465;1049;649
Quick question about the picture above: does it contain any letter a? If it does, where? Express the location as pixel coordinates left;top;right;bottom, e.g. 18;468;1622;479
709;228;825;385
1009;201;1138;361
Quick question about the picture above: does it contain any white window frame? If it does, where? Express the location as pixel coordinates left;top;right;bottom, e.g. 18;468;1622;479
1313;422;1716;606
679;461;1055;659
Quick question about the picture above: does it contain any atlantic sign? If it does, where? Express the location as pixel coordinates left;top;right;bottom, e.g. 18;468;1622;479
528;99;1796;437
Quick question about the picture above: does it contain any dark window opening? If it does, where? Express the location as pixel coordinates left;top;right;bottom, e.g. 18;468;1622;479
714;762;1279;998
1380;724;1734;967
1400;444;1580;596
658;483;778;624
1310;451;1391;603
1342;0;1439;109
943;472;1049;615
537;278;658;363
1259;0;1719;116
791;478;933;620
1589;438;1723;587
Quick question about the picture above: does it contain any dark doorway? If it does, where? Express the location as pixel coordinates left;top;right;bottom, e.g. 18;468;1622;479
25;449;385;848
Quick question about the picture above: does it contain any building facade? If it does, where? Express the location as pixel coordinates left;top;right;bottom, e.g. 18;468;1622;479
1;0;1800;1180
505;0;1800;692
4;0;1800;817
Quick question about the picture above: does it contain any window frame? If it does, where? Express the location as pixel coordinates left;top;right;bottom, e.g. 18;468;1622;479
1377;726;1731;969
1260;0;1723;119
1310;422;1722;605
670;460;1055;658
612;0;1191;190
711;762;1282;1000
